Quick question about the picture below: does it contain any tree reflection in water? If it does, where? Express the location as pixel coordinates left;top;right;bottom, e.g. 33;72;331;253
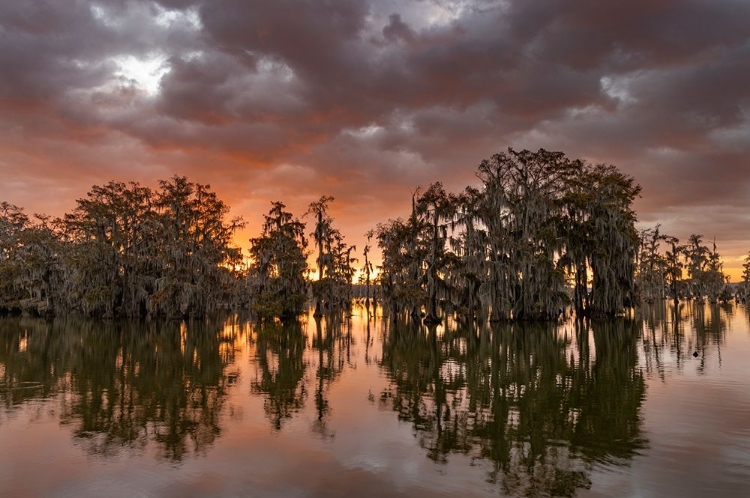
0;317;232;460
249;319;308;431
249;312;350;435
1;303;739;494
310;314;350;437
640;300;729;377
378;317;648;497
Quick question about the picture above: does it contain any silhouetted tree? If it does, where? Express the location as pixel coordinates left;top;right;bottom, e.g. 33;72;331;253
59;177;244;318
306;195;357;315
636;226;667;303
683;235;727;303
150;176;245;317
740;252;750;303
0;203;63;316
248;201;308;320
62;181;155;317
360;230;375;307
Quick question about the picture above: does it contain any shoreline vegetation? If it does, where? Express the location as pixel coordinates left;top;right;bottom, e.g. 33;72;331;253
2;148;749;322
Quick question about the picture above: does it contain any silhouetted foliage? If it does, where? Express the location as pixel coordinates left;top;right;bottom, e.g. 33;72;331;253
306;196;356;316
741;252;750;303
376;148;641;322
635;230;730;305
248;202;308;320
1;178;244;319
2;148;743;323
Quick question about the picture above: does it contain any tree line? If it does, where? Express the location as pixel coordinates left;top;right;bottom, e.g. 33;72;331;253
374;149;750;323
2;148;748;321
1;177;245;319
636;226;750;305
0;176;357;320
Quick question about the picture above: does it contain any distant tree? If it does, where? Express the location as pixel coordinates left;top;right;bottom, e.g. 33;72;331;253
663;236;685;304
741;252;750;303
248;201;308;320
360;230;375;307
636;231;730;305
636;225;668;304
307;195;334;316
376;189;429;320
704;239;728;303
683;235;727;303
684;234;709;299
306;195;356;316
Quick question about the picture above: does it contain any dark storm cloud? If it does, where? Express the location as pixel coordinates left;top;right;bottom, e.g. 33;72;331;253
382;13;418;45
1;0;749;274
505;0;750;70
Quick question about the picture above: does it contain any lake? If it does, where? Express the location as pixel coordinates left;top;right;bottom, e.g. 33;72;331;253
1;302;749;497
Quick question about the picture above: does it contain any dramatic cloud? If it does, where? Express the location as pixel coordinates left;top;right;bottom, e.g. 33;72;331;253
1;0;749;275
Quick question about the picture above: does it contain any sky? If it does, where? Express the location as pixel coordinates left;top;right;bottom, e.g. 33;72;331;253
1;0;749;279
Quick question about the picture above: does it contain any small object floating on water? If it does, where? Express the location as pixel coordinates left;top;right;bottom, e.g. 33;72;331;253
692;351;699;358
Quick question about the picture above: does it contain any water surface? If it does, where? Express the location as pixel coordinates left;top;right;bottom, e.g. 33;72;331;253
1;302;749;497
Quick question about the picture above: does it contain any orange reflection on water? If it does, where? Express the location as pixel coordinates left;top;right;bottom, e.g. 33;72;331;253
0;302;749;497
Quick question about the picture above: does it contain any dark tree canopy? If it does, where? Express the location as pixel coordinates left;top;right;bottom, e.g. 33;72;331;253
306;196;357;316
248;201;309;320
377;148;642;322
1;177;245;319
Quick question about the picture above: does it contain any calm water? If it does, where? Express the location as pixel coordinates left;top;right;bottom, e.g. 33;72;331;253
1;302;749;498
